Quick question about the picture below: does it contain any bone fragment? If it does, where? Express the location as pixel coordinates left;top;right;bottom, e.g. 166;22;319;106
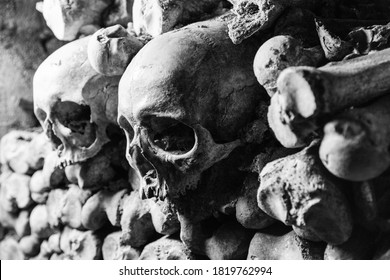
0;206;30;238
59;227;102;260
205;221;254;260
39;0;110;41
64;152;117;189
149;199;180;235
315;18;354;61
320;95;390;181
253;35;324;97
102;231;140;260
120;191;155;248
19;235;42;257
88;25;144;76
48;233;62;254
29;151;66;204
258;142;353;245
227;0;321;44
29;205;54;238
269;48;390;148
81;189;128;230
29;240;52;260
132;0;223;37
247;229;325;260
0;172;32;212
140;235;194;260
0;236;25;260
46;188;68;228
0;130;50;174
60;185;93;229
235;174;275;229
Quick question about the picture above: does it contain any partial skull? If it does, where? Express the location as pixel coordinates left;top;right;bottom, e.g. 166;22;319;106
33;37;121;169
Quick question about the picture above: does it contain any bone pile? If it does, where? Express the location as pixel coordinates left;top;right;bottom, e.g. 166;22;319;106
1;0;390;260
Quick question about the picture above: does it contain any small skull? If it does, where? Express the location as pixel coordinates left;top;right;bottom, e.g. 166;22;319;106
33;37;121;168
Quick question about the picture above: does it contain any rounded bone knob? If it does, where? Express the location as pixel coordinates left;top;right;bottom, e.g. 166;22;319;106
88;24;143;76
253;35;324;97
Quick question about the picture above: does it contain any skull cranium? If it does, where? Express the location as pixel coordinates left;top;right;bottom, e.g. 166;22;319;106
119;19;263;202
33;37;121;168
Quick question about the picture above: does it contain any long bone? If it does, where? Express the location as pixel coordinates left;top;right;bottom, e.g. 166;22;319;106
227;0;326;44
258;142;353;245
269;48;390;148
37;0;110;41
319;95;390;181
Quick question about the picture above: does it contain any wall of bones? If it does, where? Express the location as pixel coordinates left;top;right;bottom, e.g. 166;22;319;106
1;0;390;260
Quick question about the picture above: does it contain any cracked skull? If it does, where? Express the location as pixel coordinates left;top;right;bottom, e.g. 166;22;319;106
118;19;262;201
33;36;121;168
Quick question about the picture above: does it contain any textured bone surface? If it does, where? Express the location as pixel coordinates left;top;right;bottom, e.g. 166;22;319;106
39;0;110;41
29;205;54;238
46;188;68;228
118;16;265;254
19;235;42;257
102;231;140;260
120;191;156;248
0;130;50;174
149;199;180;235
30;151;66;203
258;142;353;245
0;172;32;213
235;174;275;229
60;185;93;229
34;36;121;169
0;236;25;260
227;0;320;44
269;48;390;148
132;0;224;37
81;189;128;230
59;227;102;260
253;35;324;96
0;205;31;238
139;235;194;260
205;221;254;259
319;95;390;181
64;151;117;189
247;229;325;260
88;25;144;76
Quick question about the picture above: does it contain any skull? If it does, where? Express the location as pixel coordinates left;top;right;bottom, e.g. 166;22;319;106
118;19;263;206
33;36;121;168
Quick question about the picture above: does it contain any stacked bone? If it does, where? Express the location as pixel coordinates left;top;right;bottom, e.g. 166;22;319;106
2;0;390;260
240;0;390;259
0;33;186;260
0;113;187;260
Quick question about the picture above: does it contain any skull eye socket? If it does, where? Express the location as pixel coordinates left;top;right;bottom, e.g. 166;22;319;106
54;101;92;134
149;117;196;155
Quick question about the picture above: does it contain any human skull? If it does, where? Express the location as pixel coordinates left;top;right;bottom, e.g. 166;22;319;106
33;37;121;168
118;19;263;202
